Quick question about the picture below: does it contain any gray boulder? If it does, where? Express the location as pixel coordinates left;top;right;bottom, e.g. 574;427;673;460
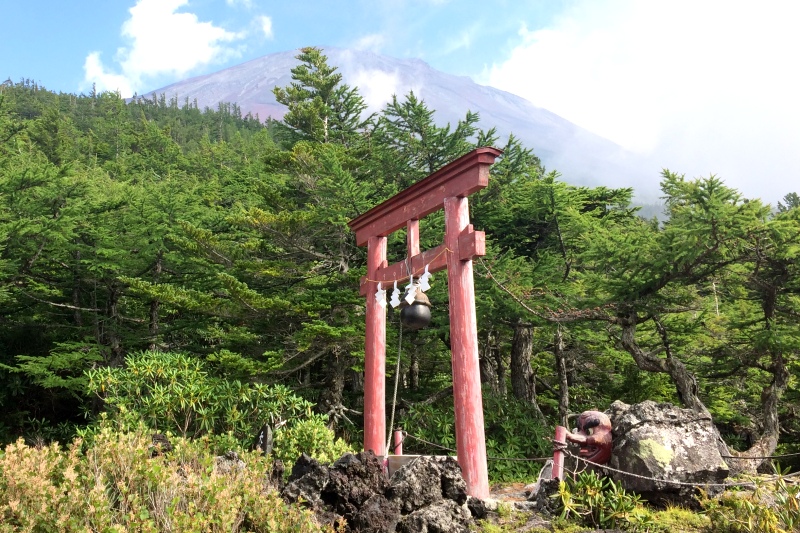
282;452;474;531
387;455;468;513
281;453;332;509
396;499;472;533
386;456;444;513
214;450;246;475
606;400;729;503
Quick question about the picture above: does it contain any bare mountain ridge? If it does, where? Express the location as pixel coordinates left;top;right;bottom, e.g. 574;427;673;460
144;47;657;197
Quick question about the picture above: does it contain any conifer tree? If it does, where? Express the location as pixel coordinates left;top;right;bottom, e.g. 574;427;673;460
371;91;482;188
273;47;371;146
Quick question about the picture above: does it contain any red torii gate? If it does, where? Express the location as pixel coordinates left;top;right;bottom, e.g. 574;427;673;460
348;147;502;498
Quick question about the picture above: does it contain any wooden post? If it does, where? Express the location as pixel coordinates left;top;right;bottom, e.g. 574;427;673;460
445;196;490;499
393;429;404;456
364;235;387;456
553;425;567;480
407;219;420;258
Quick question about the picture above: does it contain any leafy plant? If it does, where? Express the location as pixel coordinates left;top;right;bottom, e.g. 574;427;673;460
400;392;551;482
86;350;351;462
557;470;652;531
0;427;332;532
273;415;353;466
701;468;800;533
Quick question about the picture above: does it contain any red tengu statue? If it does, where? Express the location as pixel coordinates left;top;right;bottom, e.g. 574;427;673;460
563;410;613;465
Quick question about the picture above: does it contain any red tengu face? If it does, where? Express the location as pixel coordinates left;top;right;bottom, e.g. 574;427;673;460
575;410;613;464
577;411;611;435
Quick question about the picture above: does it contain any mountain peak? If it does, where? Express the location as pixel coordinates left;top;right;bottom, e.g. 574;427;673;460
143;47;655;196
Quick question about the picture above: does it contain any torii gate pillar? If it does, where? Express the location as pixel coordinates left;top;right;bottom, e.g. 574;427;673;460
348;147;502;498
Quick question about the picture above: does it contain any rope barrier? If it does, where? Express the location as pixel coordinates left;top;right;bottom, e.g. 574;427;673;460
402;432;457;454
721;451;800;460
403;432;555;463
400;430;800;488
489;455;553;463
563;449;746;489
562;448;800;489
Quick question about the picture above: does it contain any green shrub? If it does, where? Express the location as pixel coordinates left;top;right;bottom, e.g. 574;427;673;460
274;415;353;466
701;469;800;533
0;427;332;532
646;505;710;532
557;470;653;531
400;392;550;482
85;350;352;463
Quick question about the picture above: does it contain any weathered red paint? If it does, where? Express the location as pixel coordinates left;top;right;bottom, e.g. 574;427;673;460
350;148;501;246
553;425;567;480
348;147;503;498
393;429;404;456
358;229;485;296
565;410;613;464
364;235;387;456
445;195;490;498
406;219;420;257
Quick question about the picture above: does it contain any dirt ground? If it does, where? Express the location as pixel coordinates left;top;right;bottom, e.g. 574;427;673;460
490;482;530;502
486;482;554;532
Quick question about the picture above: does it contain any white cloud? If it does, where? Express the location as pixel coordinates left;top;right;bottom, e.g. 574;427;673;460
83;0;244;97
83;52;134;97
441;24;478;55
350;69;402;112
257;15;273;39
352;33;387;53
483;0;800;202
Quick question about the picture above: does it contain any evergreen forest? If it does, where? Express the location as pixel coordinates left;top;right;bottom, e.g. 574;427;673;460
2;46;800;493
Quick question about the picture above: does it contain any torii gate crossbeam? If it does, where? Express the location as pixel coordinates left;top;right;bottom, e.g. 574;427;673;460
348;147;502;498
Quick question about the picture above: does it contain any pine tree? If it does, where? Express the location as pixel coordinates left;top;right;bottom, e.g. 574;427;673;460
371;91;482;188
273;47;371;147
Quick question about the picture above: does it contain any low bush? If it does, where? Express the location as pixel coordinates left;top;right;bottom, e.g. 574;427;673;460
85;350;352;463
701;469;800;533
556;470;653;531
273;415;353;466
0;427;332;532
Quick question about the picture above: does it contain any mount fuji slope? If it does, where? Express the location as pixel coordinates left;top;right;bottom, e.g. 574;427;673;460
144;47;656;197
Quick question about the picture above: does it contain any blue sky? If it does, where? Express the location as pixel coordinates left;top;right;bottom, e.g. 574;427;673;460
2;0;799;203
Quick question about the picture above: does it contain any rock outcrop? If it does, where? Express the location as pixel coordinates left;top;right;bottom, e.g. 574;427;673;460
282;451;473;532
606;400;729;503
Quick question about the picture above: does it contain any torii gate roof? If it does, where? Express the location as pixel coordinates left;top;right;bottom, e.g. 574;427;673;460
347;147;503;247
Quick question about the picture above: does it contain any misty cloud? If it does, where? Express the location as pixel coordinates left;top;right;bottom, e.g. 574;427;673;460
257;16;273;39
83;0;244;97
484;0;800;203
350;69;402;112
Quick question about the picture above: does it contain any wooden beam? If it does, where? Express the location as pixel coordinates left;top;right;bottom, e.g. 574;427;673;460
458;224;484;260
359;230;485;296
407;219;420;257
348;147;502;246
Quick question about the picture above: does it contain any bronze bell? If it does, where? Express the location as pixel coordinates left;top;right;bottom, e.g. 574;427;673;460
399;288;432;330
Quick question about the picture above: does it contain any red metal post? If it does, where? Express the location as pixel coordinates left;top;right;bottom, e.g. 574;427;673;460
444;196;490;499
553;425;567;480
393;429;404;456
364;235;387;456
